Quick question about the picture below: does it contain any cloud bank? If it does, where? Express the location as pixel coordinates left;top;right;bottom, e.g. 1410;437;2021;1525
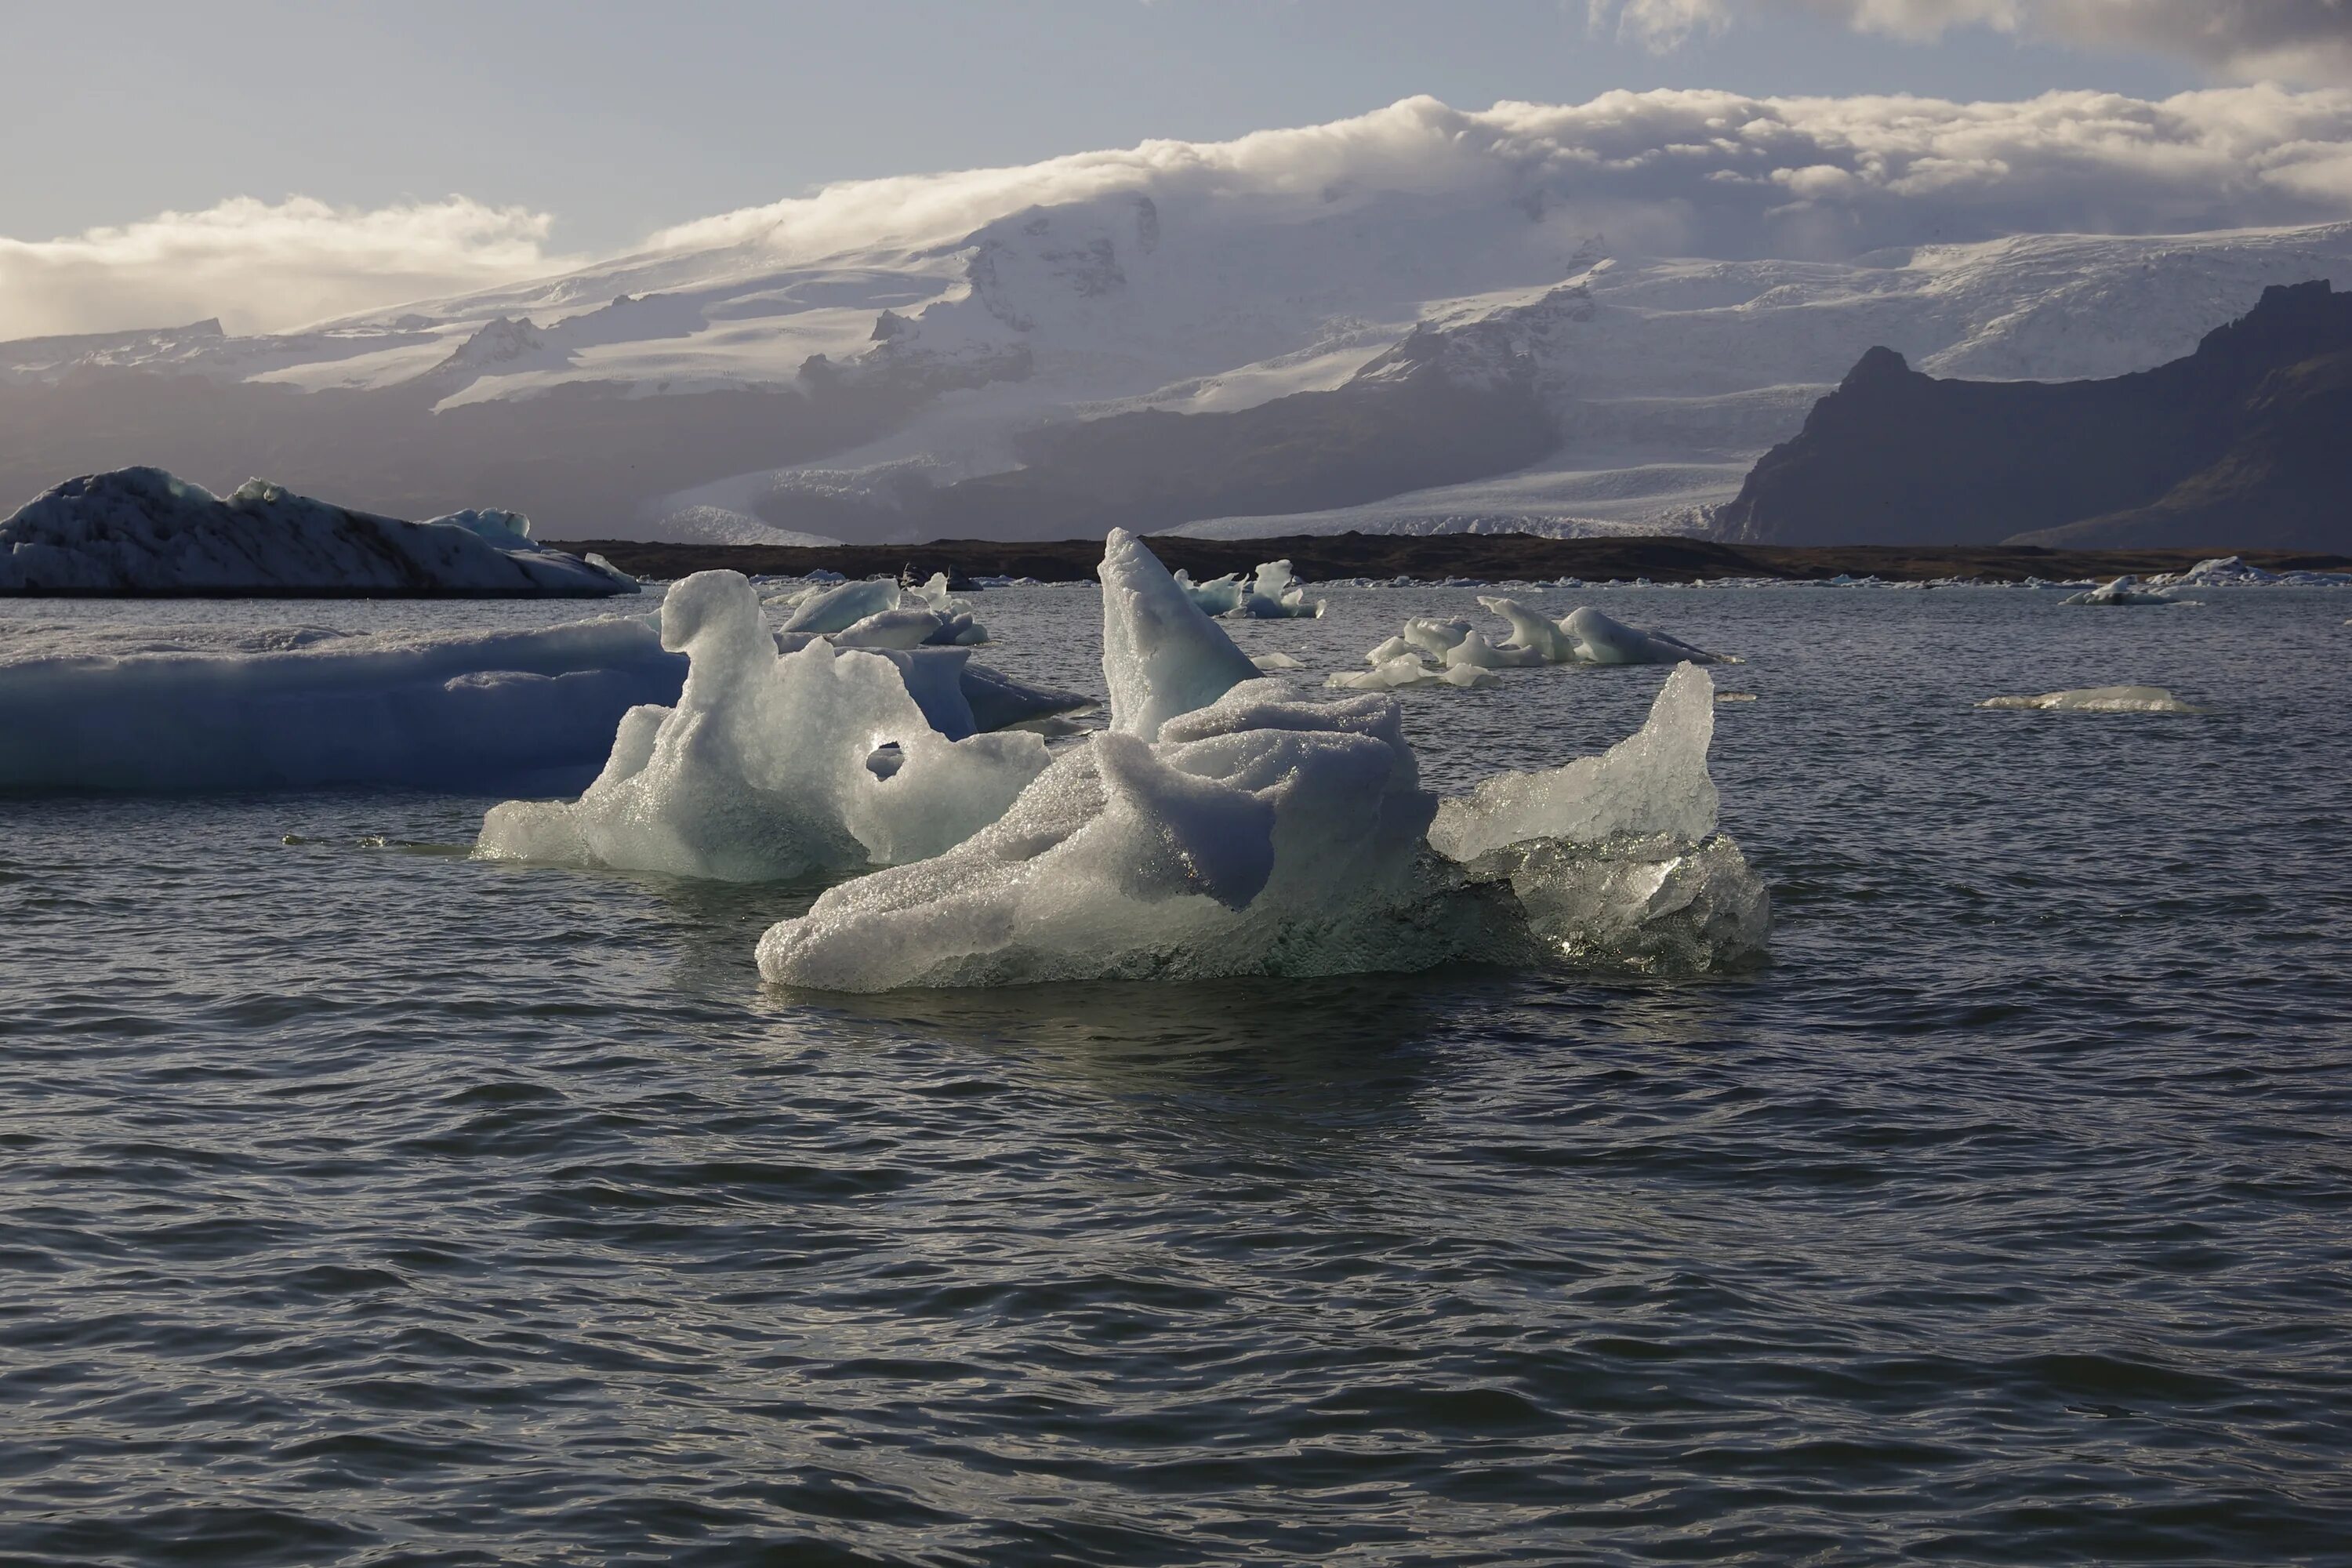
0;197;575;341
654;88;2352;267
1595;0;2352;83
13;84;2352;339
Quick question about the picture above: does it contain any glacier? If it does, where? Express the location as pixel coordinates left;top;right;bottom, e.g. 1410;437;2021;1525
0;469;637;597
755;535;1768;990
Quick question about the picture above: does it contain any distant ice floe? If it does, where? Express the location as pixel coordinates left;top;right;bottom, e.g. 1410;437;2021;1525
2146;555;2352;589
1173;561;1324;619
0;468;637;597
2061;575;2184;607
1978;685;2205;713
754;531;1768;989
476;573;1056;880
1331;596;1728;690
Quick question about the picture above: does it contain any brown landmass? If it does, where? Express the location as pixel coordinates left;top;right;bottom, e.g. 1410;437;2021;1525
550;533;2351;586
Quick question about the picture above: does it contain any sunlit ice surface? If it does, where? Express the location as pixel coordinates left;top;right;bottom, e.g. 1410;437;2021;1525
3;581;2350;1563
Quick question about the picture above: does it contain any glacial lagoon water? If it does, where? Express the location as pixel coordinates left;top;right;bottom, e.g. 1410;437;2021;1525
4;582;2350;1564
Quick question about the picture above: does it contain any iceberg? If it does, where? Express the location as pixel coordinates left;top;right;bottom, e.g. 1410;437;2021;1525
1338;597;1728;690
1557;606;1728;666
757;535;1767;992
1428;664;1719;861
477;572;1052;880
1172;561;1323;619
1978;685;2204;713
2060;575;2181;607
0;468;637;597
0;615;683;793
1101;528;1263;741
777;579;901;633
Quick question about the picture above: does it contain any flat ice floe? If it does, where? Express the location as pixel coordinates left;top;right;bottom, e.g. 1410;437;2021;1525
0;616;684;793
476;572;1054;880
0;468;637;597
757;535;1769;990
1331;596;1727;690
2061;576;2183;607
1978;685;2205;713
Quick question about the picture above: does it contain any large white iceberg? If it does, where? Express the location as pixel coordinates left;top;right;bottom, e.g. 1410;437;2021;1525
0;468;637;597
757;538;1767;990
476;572;1053;880
1977;685;2204;713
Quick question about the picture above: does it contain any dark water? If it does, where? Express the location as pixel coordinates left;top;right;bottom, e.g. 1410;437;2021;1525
5;586;2350;1565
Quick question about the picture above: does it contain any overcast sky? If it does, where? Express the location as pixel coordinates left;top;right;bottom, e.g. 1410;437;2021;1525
5;0;2351;337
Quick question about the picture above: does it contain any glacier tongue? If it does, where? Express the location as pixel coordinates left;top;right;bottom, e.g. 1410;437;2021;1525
1099;528;1262;741
475;571;1050;881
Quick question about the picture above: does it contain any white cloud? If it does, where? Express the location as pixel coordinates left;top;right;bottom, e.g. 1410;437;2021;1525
1592;0;2352;82
644;88;2352;270
0;197;577;341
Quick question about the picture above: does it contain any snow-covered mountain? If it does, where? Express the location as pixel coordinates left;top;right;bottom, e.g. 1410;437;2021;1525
10;95;2352;544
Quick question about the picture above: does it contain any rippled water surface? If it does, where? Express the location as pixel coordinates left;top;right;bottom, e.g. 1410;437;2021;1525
5;584;2350;1565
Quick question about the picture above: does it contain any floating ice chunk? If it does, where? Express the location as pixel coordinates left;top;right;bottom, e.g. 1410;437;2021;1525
1445;632;1547;670
1172;568;1244;617
1327;655;1497;691
1250;650;1305;671
1367;635;1417;664
833;608;959;649
1401;617;1474;659
1428;664;1720;862
779;579;899;633
476;572;1050;880
1476;597;1577;662
1100;528;1261;741
0;616;682;793
756;680;1441;990
1239;560;1323;619
0;467;635;597
1977;685;2204;713
1559;607;1728;666
2061;575;2180;607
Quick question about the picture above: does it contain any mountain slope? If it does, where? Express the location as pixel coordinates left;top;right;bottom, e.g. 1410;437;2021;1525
10;97;2352;543
1712;281;2352;550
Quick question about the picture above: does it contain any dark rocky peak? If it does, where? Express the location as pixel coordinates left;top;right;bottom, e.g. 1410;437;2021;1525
1840;345;1913;390
2184;280;2352;379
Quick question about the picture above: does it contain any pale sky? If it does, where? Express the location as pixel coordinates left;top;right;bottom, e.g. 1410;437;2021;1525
2;0;2209;256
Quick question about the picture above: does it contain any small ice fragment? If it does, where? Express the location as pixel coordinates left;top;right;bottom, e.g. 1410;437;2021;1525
2060;576;2180;607
1976;685;2203;713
